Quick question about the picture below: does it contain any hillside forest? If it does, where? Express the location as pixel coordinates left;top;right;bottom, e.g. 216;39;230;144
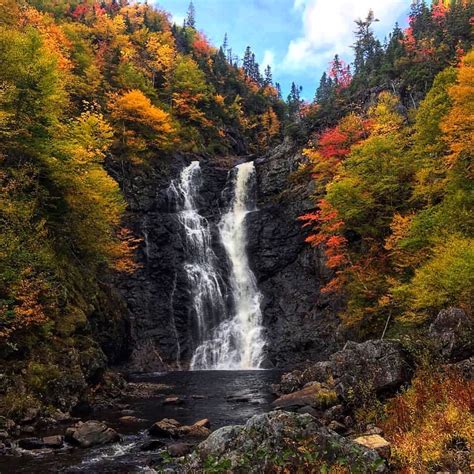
0;0;473;472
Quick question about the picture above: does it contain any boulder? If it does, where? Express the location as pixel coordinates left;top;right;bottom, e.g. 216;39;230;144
167;442;193;457
330;340;412;400
272;383;338;410
140;439;165;451
354;435;391;460
163;397;185;405
193;419;210;429
149;418;210;439
18;438;44;450
42;435;64;449
429;308;473;361
65;421;120;448
119;416;141;424
149;418;182;438
187;411;387;473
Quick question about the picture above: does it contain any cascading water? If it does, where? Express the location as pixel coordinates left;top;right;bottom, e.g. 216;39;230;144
190;162;265;370
167;162;227;356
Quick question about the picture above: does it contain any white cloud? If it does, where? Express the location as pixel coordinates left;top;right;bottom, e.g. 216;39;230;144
282;0;408;72
262;50;276;72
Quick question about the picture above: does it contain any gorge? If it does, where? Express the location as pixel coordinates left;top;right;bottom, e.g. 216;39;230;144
117;146;341;373
1;1;472;471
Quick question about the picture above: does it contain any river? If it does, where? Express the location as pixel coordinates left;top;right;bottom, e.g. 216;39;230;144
0;370;282;473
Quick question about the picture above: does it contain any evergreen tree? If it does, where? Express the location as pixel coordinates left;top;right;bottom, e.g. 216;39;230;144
264;65;273;86
287;82;303;119
186;1;196;29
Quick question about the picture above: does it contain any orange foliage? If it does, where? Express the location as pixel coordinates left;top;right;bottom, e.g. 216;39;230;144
109;89;175;147
0;270;49;340
383;369;474;473
112;228;142;274
21;7;72;71
193;32;214;57
441;50;474;172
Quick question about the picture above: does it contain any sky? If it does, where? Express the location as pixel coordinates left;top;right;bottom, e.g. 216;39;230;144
153;0;412;99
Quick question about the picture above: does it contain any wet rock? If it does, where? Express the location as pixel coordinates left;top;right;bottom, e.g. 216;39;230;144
187;411;386;472
140;439;166;451
149;418;210;439
429;308;474;361
18;438;45;450
272;383;338;410
163;396;184;405
119;416;141;423
149;418;182;438
167;442;193;457
42;435;64;449
65;420;120;448
121;409;136;416
354;435;391;460
0;430;9;440
194;419;210;429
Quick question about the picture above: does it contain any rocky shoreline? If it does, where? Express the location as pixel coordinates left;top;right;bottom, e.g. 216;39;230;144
1;308;472;472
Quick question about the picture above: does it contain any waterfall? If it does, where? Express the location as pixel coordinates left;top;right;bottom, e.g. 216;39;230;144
167;161;227;353
190;162;265;370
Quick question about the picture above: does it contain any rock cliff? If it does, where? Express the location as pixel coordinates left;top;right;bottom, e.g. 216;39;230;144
109;143;341;371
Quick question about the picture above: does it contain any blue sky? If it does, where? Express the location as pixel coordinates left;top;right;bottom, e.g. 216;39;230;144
153;0;411;99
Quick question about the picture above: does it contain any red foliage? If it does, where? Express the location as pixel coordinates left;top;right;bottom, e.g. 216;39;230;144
432;0;448;21
329;57;352;90
299;200;348;293
193;32;213;56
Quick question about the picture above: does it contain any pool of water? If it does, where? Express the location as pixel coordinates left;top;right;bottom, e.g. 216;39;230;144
0;370;282;473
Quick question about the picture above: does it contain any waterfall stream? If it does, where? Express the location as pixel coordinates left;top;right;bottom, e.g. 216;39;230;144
167;162;227;355
169;161;265;370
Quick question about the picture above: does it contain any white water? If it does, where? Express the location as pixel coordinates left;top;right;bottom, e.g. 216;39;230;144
190;162;265;370
167;162;226;354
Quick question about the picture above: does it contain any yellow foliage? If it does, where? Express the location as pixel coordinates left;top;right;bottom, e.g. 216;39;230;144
109;89;175;148
21;7;72;72
441;50;474;172
146;31;176;86
368;91;404;135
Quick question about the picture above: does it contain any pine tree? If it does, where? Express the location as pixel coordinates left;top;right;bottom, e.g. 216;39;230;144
287;82;303;119
243;46;252;76
186;1;196;29
264;65;273;86
275;82;282;98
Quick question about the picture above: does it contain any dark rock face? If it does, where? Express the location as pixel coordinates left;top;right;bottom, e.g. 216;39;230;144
110;142;341;370
252;140;342;366
108;154;232;370
186;411;387;473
